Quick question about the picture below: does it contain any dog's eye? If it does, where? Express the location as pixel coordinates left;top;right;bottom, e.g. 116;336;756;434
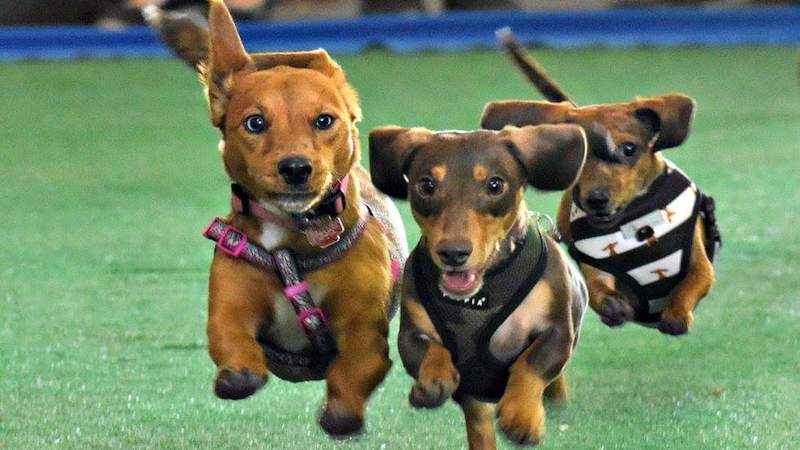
486;177;505;195
314;114;336;130
243;115;267;134
416;177;437;197
620;142;638;158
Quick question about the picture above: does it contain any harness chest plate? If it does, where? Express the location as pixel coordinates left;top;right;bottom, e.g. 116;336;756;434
411;226;547;402
568;161;721;323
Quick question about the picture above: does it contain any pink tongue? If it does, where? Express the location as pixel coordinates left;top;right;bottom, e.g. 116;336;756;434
442;270;477;292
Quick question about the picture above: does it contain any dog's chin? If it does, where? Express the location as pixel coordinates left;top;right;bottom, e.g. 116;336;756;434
586;211;621;229
438;268;484;300
267;192;322;214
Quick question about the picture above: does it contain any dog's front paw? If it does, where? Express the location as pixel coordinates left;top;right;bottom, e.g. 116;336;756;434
658;309;693;336
497;396;545;446
409;363;460;409
319;399;364;438
599;295;634;327
213;368;266;400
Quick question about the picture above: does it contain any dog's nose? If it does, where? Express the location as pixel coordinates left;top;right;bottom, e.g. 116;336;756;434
585;189;611;212
278;157;313;186
436;242;472;267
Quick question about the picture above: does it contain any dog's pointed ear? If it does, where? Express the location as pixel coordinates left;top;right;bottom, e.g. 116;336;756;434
369;127;432;199
251;49;362;123
499;124;587;191
203;0;253;128
481;101;573;130
633;94;696;151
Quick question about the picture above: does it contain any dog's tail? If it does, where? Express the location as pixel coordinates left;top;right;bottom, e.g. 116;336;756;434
496;27;574;105
142;4;209;69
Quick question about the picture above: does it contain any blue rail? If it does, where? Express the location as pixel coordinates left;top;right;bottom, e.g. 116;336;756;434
1;7;798;61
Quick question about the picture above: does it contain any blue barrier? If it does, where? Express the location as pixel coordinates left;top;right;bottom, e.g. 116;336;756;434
1;7;798;61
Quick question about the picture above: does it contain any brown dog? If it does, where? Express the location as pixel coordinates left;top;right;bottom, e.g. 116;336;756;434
481;32;720;335
157;0;407;436
369;125;589;448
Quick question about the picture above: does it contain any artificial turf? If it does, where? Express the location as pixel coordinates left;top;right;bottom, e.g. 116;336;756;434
1;46;799;449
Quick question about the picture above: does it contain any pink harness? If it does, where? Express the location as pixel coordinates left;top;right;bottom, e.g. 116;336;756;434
203;178;400;369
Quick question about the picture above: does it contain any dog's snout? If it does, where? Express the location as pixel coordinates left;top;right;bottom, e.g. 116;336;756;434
586;189;611;212
436;241;472;267
278;157;313;186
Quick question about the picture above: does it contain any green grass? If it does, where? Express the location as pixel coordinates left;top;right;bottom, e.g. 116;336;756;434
1;47;799;449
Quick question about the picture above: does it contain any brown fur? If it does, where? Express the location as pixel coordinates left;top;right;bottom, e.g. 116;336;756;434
193;0;405;437
485;39;714;334
142;5;209;68
370;127;587;448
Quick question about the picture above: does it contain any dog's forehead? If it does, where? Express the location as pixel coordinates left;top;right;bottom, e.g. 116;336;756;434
234;68;344;107
411;131;515;174
576;103;645;134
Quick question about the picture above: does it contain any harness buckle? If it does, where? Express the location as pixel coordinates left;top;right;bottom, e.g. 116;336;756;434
530;211;561;242
297;307;328;334
217;225;248;257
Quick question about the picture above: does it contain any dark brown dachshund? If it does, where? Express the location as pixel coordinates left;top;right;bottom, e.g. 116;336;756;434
149;0;407;436
481;31;720;335
370;125;588;448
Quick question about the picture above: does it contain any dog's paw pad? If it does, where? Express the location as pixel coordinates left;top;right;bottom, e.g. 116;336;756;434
319;400;364;438
409;370;459;409
409;381;450;409
214;368;266;400
599;296;634;327
497;401;544;446
658;311;692;336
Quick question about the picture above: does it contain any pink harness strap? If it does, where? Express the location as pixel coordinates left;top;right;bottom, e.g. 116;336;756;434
283;281;309;299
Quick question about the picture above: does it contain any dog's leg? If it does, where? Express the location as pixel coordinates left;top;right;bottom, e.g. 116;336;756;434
543;373;569;402
658;220;714;335
459;396;497;450
207;257;272;400
398;300;460;409
496;327;572;446
409;341;461;408
559;193;633;327
582;264;635;327
556;190;574;244
320;311;391;437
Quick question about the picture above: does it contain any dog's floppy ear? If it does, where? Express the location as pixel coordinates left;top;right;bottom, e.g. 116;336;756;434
203;0;254;128
481;100;573;130
633;93;696;150
369;127;432;199
251;49;362;123
499;124;587;191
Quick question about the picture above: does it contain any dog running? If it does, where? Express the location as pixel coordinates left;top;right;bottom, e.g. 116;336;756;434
481;30;721;335
369;124;589;448
148;0;407;436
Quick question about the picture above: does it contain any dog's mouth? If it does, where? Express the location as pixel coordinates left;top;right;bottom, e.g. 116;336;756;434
439;268;483;299
266;191;321;214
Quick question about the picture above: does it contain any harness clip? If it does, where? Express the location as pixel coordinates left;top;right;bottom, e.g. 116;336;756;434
216;225;248;257
530;211;561;242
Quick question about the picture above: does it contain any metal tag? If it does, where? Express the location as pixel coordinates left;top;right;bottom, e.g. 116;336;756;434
303;217;344;248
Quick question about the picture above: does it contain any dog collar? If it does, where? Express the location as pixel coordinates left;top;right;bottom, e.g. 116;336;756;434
230;175;349;231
